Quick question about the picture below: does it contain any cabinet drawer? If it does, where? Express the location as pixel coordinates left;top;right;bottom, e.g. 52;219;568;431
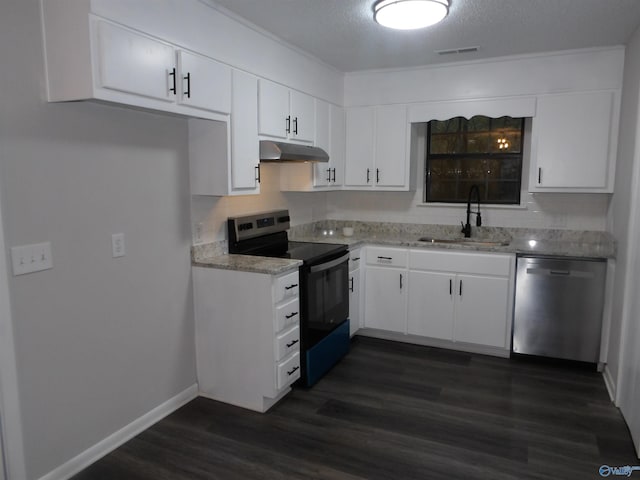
277;352;301;390
275;297;300;332
409;249;512;276
274;271;299;303
366;247;408;268
275;325;300;362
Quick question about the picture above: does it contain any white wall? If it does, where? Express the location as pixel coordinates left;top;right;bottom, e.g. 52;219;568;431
191;164;329;244
0;0;196;478
607;21;640;454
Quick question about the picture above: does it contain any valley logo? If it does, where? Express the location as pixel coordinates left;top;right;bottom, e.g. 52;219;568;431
599;465;640;477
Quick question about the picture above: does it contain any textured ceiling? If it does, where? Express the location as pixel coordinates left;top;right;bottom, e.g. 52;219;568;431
208;0;640;72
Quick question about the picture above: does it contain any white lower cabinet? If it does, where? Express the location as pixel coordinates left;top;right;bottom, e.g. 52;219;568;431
364;247;408;333
362;246;515;353
193;267;300;413
407;249;514;350
407;271;454;340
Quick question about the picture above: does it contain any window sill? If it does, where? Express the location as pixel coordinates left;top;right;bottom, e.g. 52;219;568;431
417;202;528;210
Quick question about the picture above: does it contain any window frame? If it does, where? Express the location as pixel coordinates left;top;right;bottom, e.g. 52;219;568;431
424;116;526;205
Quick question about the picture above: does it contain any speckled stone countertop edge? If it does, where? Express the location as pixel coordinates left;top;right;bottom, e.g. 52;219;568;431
192;254;302;275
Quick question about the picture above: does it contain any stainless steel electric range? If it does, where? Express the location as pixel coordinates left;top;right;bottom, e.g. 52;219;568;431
228;210;350;387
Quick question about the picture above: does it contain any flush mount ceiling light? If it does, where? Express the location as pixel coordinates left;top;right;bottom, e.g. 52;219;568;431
374;0;449;30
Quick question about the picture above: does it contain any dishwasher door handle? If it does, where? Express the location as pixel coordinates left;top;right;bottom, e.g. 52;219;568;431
525;267;594;279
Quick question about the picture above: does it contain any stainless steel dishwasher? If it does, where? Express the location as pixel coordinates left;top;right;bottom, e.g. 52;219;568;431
513;255;606;364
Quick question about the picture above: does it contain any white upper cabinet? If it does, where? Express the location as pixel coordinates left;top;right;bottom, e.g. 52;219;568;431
345;104;409;190
189;69;260;196
176;50;231;114
96;21;176;103
258;79;314;143
313;101;345;189
42;10;231;121
375;105;408;188
529;90;619;193
230;70;260;193
329;104;346;187
345;106;376;186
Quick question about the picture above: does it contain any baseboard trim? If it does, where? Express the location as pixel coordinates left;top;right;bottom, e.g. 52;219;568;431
357;329;510;358
38;384;198;480
603;365;617;403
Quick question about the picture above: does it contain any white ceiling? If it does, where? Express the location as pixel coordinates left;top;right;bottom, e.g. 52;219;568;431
209;0;640;72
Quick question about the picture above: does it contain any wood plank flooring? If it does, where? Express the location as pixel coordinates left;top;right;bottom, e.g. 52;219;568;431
73;337;638;479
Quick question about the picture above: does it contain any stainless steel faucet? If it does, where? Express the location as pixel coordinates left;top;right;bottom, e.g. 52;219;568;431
461;185;482;238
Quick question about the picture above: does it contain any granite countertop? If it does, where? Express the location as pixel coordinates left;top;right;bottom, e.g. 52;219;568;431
191;222;616;274
288;222;617;259
192;254;302;275
191;242;302;275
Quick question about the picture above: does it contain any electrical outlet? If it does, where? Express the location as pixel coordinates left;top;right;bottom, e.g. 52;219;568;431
11;242;53;276
112;233;125;258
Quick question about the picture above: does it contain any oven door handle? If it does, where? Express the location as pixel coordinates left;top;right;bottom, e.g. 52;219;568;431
309;253;350;273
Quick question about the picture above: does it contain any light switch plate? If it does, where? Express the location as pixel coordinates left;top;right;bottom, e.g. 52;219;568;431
112;233;125;258
11;242;53;276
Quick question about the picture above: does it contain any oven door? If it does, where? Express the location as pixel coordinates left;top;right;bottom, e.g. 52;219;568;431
302;251;349;344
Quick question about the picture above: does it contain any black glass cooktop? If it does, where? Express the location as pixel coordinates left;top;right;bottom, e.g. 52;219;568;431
285;241;347;263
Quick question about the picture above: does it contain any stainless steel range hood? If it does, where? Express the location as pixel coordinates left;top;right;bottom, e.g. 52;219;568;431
259;140;329;163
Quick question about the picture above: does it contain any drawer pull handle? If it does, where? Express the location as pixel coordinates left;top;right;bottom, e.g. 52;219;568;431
286;339;299;348
352;257;360;261
377;256;393;260
349;277;354;292
287;366;300;376
285;312;298;319
285;284;298;290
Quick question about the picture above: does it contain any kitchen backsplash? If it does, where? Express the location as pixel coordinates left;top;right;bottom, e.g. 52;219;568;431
191;164;610;245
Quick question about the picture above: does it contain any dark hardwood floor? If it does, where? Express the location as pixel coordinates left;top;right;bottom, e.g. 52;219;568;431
73;337;637;479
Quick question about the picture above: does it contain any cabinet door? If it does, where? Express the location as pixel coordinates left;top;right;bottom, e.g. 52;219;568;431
407;271;454;340
290;90;315;143
313;99;331;187
177;50;231;114
375;105;408;187
364;266;407;333
349;268;361;336
96;21;175;102
530;91;615;192
231;70;260;192
345;107;375;186
258;79;289;139
330;104;346;186
453;274;509;348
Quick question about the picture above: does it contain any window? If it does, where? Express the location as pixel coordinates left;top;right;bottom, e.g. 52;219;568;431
425;116;525;204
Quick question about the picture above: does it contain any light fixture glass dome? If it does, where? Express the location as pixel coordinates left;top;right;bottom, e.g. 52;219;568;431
374;0;449;30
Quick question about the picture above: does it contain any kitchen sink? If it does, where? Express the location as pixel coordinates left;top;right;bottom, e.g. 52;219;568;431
418;237;510;247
